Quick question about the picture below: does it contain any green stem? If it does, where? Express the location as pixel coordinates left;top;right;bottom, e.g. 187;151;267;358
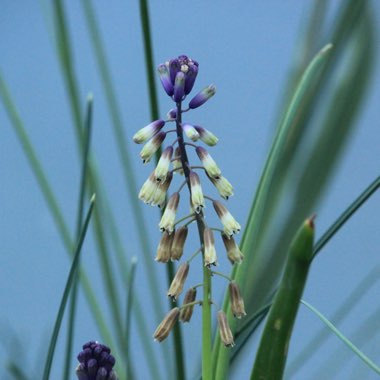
202;265;213;380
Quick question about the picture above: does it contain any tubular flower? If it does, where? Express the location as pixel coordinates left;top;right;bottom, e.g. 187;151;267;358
155;231;174;263
196;146;221;179
217;311;235;348
138;171;159;205
133;119;165;144
140;131;166;164
189;171;205;213
179;288;197;322
229;281;247;319
182;123;200;142
154;146;173;182
167;262;190;300
208;175;234;200
76;341;118;380
171;226;188;261
154;308;180;342
188;84;216;109
158;63;174;96
213;200;241;236
222;233;243;264
152;171;173;208
204;228;217;267
194;125;218;146
172;146;184;175
159;192;180;234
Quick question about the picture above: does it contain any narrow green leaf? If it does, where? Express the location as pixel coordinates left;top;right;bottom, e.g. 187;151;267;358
6;362;29;380
250;218;315;380
42;195;96;380
301;300;380;376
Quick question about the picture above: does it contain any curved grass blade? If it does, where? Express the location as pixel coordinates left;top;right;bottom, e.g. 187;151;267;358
250;218;315;380
42;195;96;380
301;300;380;376
288;264;380;376
6;362;29;380
0;73;113;348
213;43;333;379
63;94;93;380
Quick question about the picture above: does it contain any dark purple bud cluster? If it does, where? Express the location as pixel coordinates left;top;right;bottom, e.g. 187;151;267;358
76;341;118;380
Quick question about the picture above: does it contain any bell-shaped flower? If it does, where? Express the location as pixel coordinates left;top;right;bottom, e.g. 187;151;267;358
155;146;173;182
203;228;217;267
167;262;190;301
155;231;174;263
140;131;166;164
159;192;180;234
138;171;159;205
189;171;205;213
208;175;234;200
217;310;235;348
153;308;180;342
222;233;243;264
152;172;173;208
229;281;246;319
179;288;197;322
196;146;221;179
171;226;188;261
133;120;165;144
213;200;241;236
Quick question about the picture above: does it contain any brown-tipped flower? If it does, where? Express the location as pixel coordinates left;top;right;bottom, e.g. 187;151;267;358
155;231;174;263
138;170;159;205
171;226;188;261
196;146;221;179
213;200;241;236
154;146;173;182
153;307;180;342
152;171;173;208
172;147;184;176
167;262;190;301
229;281;246;319
189;171;205;213
222;233;244;264
179;288;197;322
203;228;217;267
208;175;234;200
159;192;180;234
217;310;235;348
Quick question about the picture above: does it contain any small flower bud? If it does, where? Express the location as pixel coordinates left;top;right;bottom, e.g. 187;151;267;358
184;64;198;95
152;171;173;208
167;262;190;300
213;200;241;236
179;288;197;322
158;63;174;96
140;131;166;164
182;123;200;142
217;310;235;348
194;126;219;146
229;281;246;319
174;71;186;102
133;120;165;144
188;84;216;109
169;58;181;85
153;307;180;342
171;226;188;261
189;171;205;213
172;147;184;176
155;231;174;263
167;108;177;120
196;146;221;179
208;175;234;200
204;228;217;267
222;233;244;264
159;192;180;234
155;146;173;182
139;171;159;205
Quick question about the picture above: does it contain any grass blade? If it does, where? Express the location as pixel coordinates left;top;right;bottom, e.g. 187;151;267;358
6;362;29;380
42;195;96;380
301;300;380;376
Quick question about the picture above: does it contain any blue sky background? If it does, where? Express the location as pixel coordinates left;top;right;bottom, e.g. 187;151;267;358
0;1;379;379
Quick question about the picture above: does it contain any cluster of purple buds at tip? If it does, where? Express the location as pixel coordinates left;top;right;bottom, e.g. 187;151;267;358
76;341;118;380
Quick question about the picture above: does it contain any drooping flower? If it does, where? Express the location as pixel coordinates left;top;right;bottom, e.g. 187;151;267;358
76;341;118;380
179;288;197;322
204;228;217;267
217;311;235;348
182;123;200;142
133;120;165;144
167;262;190;301
229;281;246;319
153;307;180;342
221;233;243;264
156;231;174;263
152;171;173;208
159;192;180;234
158;63;174;96
208;175;234;200
194;125;218;146
172;146;184;176
138;171;159;205
189;171;205;213
171;226;188;261
188;84;216;109
154;146;173;182
196;146;221;179
140;131;166;164
213;200;241;236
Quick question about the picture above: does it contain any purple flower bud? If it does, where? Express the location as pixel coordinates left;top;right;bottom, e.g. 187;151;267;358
169;58;181;85
188;84;216;109
158;64;174;96
133;119;165;144
167;108;177;120
174;72;186;102
184;64;198;95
